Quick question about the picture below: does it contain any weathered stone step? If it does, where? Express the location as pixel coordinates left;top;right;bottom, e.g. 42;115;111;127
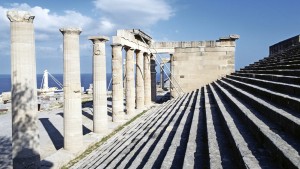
93;97;185;168
242;64;300;71
218;79;300;139
203;86;238;169
182;88;209;169
222;77;300;112
212;82;300;169
250;59;300;68
227;75;300;97
142;92;195;169
105;93;193;169
208;84;262;169
160;90;197;168
232;72;300;85
72;99;177;168
238;69;300;77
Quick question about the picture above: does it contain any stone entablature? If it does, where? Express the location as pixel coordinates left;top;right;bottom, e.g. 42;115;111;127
151;35;239;54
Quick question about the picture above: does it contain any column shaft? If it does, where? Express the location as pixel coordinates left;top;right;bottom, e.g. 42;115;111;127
89;36;109;133
8;10;40;169
160;64;164;89
125;47;135;115
135;50;144;109
60;28;83;152
144;53;151;106
112;44;124;122
151;55;157;102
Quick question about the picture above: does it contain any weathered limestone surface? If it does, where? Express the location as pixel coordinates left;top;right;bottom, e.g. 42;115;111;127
144;53;151;106
88;36;109;133
160;63;164;89
169;37;239;98
125;47;135;115
8;10;40;169
135;50;144;109
60;28;83;152
151;54;157;101
111;44;124;122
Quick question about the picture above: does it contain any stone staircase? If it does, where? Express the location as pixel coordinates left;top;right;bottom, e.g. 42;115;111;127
70;46;300;169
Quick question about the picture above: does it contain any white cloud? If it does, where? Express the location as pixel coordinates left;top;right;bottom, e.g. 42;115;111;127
93;0;174;30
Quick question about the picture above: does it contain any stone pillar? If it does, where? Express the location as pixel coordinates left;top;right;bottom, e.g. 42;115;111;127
144;52;151;106
160;63;164;89
60;28;83;152
125;47;135;115
88;36;109;133
170;54;176;98
151;54;157;102
8;10;40;169
111;44;124;122
135;50;144;109
43;70;49;90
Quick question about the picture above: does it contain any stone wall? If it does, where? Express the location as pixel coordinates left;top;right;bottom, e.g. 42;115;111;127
170;38;238;98
269;35;300;55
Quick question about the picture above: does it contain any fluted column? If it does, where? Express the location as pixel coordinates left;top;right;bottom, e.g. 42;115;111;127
8;10;40;169
88;36;109;133
144;52;151;106
151;54;157;102
125;46;135;115
135;50;144;109
111;44;124;122
60;28;83;152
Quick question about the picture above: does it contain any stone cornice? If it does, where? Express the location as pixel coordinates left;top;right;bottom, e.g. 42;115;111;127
7;10;35;23
59;28;82;35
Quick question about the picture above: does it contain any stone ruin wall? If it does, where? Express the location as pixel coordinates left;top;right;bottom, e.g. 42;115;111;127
269;35;300;56
152;35;239;98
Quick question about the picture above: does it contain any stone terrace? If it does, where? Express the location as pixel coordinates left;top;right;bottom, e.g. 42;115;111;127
69;44;300;168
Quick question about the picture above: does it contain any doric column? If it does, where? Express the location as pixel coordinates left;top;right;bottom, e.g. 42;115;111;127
144;52;151;106
111;44;124;122
135;50;144;109
160;63;164;89
88;36;109;133
125;46;135;115
8;10;40;169
151;54;157;102
60;28;83;152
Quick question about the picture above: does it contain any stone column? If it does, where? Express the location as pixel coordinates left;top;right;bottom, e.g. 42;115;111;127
135;50;144;109
151;54;157;102
88;36;109;133
125;46;135;115
8;10;40;169
60;28;83;152
160;63;164;89
144;52;151;106
111;44;124;122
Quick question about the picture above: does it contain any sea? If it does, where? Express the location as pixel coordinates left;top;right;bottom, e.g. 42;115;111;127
0;73;163;93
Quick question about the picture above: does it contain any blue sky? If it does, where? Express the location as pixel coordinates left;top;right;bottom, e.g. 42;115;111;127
0;0;300;74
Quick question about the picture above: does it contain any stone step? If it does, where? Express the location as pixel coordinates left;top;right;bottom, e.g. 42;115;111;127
92;98;183;168
105;93;193;169
212;82;300;169
241;64;300;71
208;84;262;169
227;75;300;97
72;99;177;168
218;79;300;139
247;58;300;68
238;69;300;77
182;88;208;168
141;92;195;169
232;72;300;85
160;90;197;168
222;77;300;112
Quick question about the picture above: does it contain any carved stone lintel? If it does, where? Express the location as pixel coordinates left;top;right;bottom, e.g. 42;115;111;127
7;10;35;23
59;28;82;35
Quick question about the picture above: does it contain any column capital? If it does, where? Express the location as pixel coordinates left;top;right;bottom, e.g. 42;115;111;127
7;10;34;23
88;36;110;43
124;45;134;51
111;43;122;47
59;28;82;35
